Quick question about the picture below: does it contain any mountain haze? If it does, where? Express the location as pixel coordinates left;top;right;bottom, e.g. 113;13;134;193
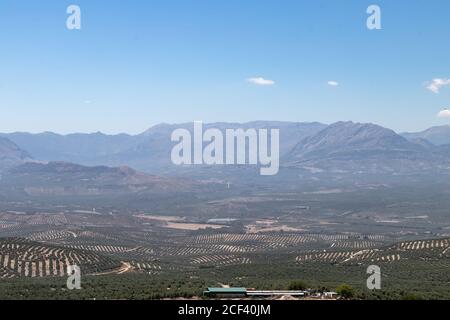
3;121;450;179
402;125;450;146
1;122;327;173
0;162;199;197
285;122;447;174
0;137;32;171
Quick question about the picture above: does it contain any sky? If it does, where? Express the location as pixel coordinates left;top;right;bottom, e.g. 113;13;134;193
0;0;450;134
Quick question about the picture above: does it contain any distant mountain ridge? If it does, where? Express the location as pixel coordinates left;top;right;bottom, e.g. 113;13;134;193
402;125;450;146
0;131;140;165
3;121;450;177
0;161;200;197
0;137;32;171
284;121;449;174
1;121;327;173
288;121;427;160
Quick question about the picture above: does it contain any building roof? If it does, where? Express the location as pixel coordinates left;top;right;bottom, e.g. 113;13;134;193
247;291;306;296
205;288;247;293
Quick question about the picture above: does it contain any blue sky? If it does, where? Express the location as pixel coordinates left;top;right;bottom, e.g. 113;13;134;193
1;0;450;134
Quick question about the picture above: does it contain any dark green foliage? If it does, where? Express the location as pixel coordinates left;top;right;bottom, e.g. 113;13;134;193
288;280;308;291
336;284;355;299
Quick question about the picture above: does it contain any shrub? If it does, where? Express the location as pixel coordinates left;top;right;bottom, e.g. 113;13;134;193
336;284;355;299
288;280;308;291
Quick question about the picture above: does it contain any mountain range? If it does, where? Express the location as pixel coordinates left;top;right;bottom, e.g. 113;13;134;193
401;125;450;145
0;137;32;171
0;122;327;173
1;121;450;192
284;122;450;174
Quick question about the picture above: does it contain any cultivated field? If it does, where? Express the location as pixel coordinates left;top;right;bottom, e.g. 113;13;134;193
0;206;449;299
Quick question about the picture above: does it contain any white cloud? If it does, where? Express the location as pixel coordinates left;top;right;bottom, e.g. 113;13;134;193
247;77;275;86
427;78;450;93
438;109;450;118
327;81;339;87
84;100;93;104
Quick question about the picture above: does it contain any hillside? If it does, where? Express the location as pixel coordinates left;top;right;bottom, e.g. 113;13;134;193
4;121;450;178
402;125;450;145
1;122;326;172
0;137;32;171
0;162;198;197
285;122;446;174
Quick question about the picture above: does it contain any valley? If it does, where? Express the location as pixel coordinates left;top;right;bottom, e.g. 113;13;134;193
1;121;450;299
1;180;450;299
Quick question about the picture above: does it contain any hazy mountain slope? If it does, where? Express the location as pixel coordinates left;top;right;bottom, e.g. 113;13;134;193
285;122;445;173
1;122;326;173
4;121;450;178
402;125;450;145
140;121;326;156
288;121;427;159
115;121;328;172
0;162;198;196
0;137;32;171
0;132;140;165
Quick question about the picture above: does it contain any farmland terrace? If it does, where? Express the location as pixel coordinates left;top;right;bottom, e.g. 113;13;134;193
0;209;450;299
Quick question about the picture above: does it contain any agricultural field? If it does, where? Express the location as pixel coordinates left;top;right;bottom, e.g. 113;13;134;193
0;206;450;300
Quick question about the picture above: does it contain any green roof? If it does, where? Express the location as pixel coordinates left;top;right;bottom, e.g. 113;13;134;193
205;288;247;293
